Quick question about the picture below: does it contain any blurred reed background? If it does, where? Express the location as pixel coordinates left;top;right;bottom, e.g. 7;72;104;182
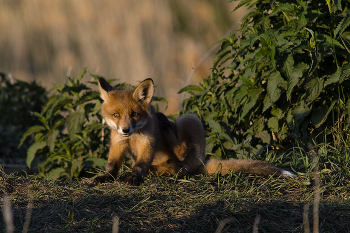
0;0;246;114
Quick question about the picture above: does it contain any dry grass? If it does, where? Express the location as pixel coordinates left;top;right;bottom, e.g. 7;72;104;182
1;166;350;232
0;0;247;114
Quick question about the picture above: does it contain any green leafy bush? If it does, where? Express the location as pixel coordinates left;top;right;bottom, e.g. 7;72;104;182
0;73;47;163
180;0;350;160
19;69;116;180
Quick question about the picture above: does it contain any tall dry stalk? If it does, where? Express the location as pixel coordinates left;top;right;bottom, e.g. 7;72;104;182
215;217;235;233
3;195;14;233
112;216;119;233
308;142;320;233
303;204;310;233
252;214;260;233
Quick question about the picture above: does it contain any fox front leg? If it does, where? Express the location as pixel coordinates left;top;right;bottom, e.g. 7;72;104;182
126;157;154;185
126;137;155;185
93;143;127;185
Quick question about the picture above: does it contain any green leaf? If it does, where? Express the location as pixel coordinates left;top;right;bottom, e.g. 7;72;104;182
334;14;350;37
33;112;47;125
217;38;232;51
49;84;65;92
232;84;249;105
286;62;308;100
340;63;350;83
233;0;255;12
42;95;60;114
47;97;73;121
305;78;324;102
324;70;340;86
283;54;294;81
88;70;105;80
260;34;272;48
297;13;307;29
178;85;203;94
278;123;288;140
340;32;350;54
66;112;85;135
53;118;67;130
253;117;265;133
153;96;169;110
19;125;46;148
77;67;87;82
47;130;59;152
308;51;319;77
34;132;45;142
311;101;336;128
263;71;284;112
75;91;100;106
291;102;311;123
106;79;119;84
114;82;134;90
293;62;309;79
346;100;350;117
332;0;342;11
205;135;216;154
255;131;271;144
218;133;234;144
70;157;84;178
27;141;47;168
60;140;71;158
268;117;279;132
214;49;231;67
208;119;222;133
241;88;263;119
84;120;105;133
223;141;234;150
84;158;107;167
239;75;253;86
46;167;65;180
218;53;234;67
271;107;283;119
306;10;322;23
92;99;102;115
319;34;344;49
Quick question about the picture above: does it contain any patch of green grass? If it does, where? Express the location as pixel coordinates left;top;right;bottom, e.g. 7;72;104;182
1;165;350;233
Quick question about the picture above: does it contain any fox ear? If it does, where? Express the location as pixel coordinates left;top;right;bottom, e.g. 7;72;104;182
98;77;114;102
133;78;154;105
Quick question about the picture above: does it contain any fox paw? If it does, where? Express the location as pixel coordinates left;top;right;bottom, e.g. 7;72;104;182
125;175;144;186
93;175;112;185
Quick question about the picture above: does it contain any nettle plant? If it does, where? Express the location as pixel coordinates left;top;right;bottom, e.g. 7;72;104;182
180;0;350;160
0;73;47;162
19;69;119;180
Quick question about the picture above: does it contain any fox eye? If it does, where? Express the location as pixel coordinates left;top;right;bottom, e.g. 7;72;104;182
113;113;120;118
131;112;139;117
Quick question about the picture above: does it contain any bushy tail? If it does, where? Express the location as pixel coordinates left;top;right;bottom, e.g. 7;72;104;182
197;159;296;177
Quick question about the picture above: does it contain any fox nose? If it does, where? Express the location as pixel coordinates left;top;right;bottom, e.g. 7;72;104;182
122;128;130;134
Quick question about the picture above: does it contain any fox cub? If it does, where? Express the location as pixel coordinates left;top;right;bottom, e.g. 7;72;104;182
93;77;296;185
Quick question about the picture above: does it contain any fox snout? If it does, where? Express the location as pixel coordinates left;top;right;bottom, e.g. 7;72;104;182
105;118;135;137
114;123;135;137
122;128;130;134
120;127;133;137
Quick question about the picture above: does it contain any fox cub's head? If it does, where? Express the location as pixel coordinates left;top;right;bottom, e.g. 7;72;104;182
98;77;154;137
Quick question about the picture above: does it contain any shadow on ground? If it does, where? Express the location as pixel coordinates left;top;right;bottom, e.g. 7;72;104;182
1;172;350;232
